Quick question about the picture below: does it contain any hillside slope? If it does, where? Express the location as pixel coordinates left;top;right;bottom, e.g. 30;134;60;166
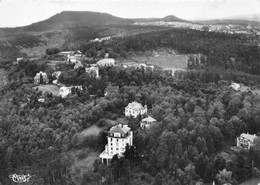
0;11;135;60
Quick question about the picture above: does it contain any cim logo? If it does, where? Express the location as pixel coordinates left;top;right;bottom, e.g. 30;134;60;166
9;173;31;183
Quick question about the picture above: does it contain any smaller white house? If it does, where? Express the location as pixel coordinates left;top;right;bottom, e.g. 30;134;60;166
16;57;24;64
140;116;157;129
104;53;109;58
237;133;257;149
74;61;84;69
230;83;240;91
59;86;83;98
85;67;99;78
67;56;77;63
59;87;71;98
52;71;61;79
34;71;48;85
125;101;147;118
38;98;45;103
97;58;115;67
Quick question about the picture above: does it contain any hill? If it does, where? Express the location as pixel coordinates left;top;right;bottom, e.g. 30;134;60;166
133;15;191;23
0;11;164;61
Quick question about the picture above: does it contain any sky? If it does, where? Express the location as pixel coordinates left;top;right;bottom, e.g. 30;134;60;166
0;0;260;27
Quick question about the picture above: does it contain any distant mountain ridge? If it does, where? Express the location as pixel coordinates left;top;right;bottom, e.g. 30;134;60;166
223;14;260;22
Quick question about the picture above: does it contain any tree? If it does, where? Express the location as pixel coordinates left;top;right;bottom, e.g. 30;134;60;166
216;168;234;184
195;137;208;154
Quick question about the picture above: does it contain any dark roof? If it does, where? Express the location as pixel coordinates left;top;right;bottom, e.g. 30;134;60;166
108;124;131;134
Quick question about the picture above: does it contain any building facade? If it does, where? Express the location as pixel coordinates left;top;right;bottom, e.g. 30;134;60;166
237;133;257;149
125;101;147;118
100;124;133;166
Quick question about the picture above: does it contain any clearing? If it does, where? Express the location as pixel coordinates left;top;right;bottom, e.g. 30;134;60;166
77;125;104;144
117;48;188;71
33;84;60;96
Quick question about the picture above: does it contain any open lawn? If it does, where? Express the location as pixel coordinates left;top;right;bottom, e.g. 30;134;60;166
76;125;105;145
33;84;60;96
118;48;188;71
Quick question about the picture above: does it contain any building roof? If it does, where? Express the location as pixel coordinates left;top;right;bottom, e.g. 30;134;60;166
126;101;146;110
97;58;115;66
230;83;240;91
108;124;131;135
142;116;156;123
240;133;257;142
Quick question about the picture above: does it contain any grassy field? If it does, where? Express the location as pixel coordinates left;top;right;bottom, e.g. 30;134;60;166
118;48;188;71
77;125;104;144
239;177;260;185
33;84;60;96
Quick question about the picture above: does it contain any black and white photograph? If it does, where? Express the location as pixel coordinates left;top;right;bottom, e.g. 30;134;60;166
0;0;260;184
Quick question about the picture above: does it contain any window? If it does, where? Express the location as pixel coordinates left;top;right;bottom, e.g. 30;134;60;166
117;139;119;142
116;143;119;147
111;147;113;150
116;148;119;151
111;138;112;142
111;143;113;146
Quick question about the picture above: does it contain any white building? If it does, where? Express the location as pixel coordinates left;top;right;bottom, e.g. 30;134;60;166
125;101;147;118
34;71;48;85
16;57;24;64
74;61;84;69
97;58;115;66
52;71;61;80
100;124;133;166
140;116;157;129
59;86;83;98
85;67;99;78
237;133;257;149
67;56;77;63
59;87;71;98
230;83;240;91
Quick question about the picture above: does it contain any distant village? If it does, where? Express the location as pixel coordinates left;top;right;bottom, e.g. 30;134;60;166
134;21;260;36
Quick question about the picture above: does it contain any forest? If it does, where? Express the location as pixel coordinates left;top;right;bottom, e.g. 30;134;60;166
1;56;260;185
80;28;260;75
